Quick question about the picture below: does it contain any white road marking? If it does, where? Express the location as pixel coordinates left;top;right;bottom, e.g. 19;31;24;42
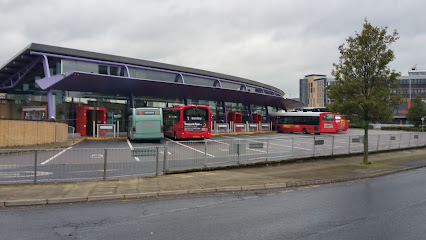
167;139;215;157
40;147;72;165
126;139;140;162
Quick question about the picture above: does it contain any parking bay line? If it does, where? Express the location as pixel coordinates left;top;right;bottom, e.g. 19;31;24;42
167;139;215;157
126;139;141;162
40;147;72;165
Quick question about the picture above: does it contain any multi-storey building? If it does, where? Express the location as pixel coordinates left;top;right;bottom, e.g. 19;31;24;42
300;69;426;124
298;74;327;108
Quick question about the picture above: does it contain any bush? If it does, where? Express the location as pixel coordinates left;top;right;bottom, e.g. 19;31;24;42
380;126;423;132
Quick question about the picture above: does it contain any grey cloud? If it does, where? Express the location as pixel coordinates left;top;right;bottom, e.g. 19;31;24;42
1;0;425;97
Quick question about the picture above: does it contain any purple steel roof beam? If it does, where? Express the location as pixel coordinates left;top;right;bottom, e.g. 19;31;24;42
248;104;253;123
222;101;227;123
265;106;270;123
216;80;222;88
179;74;185;83
0;56;42;90
42;55;50;78
41;54;55;120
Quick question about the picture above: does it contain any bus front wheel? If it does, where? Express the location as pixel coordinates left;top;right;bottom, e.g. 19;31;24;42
302;128;307;134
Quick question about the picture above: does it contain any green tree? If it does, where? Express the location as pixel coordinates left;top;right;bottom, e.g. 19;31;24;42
327;19;402;164
407;95;426;127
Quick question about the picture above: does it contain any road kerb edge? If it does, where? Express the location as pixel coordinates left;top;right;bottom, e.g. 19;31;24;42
216;186;242;192
5;199;47;207
264;183;287;189
88;194;125;201
47;197;88;204
241;184;266;191
158;190;190;196
188;188;217;194
124;192;159;199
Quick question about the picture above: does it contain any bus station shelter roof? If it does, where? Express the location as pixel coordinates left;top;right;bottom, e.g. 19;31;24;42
1;43;303;109
36;72;303;109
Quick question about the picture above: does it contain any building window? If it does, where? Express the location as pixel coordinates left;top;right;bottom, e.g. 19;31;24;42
184;75;216;87
221;81;243;90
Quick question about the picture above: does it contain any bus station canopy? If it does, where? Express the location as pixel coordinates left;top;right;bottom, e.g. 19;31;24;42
36;72;303;109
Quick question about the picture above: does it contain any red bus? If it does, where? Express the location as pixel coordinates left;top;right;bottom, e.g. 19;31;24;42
335;115;349;131
163;105;211;140
270;111;337;134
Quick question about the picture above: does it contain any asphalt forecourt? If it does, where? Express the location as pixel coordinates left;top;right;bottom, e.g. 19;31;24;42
0;130;425;184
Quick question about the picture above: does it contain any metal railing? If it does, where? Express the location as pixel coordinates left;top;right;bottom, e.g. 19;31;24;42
0;132;425;184
213;122;272;133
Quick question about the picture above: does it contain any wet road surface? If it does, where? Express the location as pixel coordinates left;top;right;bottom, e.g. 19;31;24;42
1;166;426;239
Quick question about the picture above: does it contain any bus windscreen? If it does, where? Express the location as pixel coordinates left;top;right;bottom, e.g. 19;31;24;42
183;108;209;131
322;114;335;122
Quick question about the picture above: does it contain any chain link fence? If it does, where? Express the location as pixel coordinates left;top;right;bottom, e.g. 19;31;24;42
1;132;425;184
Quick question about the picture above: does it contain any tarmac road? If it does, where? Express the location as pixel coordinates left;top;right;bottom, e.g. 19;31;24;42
1;167;426;239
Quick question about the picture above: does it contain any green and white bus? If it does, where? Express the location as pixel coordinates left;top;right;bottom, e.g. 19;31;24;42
127;108;164;141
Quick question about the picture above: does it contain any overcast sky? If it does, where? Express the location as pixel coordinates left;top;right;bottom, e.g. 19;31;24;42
1;0;425;98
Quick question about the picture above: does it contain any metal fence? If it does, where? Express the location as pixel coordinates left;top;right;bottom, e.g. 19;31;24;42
212;122;272;133
1;132;425;184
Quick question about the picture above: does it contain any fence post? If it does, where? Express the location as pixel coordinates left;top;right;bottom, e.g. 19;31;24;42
156;147;160;176
417;133;419;146
377;134;381;151
408;133;412;147
103;149;107;180
313;137;316;157
331;135;335;156
424;133;426;146
204;140;208;167
266;138;269;162
348;136;351;154
34;150;38;184
93;121;96;138
237;139;240;164
163;142;168;174
117;121;120;137
399;133;402;149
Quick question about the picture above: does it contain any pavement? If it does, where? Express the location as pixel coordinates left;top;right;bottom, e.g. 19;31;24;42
1;134;426;207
